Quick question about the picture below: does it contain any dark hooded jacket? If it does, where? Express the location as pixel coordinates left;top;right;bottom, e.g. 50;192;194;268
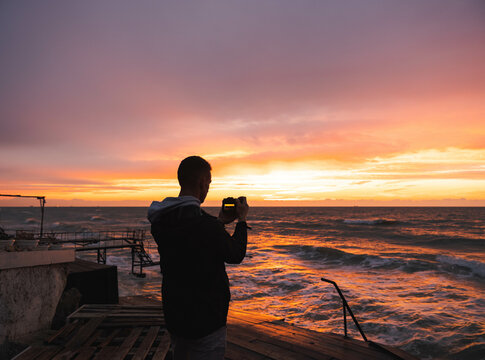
148;196;247;339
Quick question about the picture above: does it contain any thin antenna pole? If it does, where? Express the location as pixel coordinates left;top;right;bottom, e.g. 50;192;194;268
0;194;46;238
39;197;46;238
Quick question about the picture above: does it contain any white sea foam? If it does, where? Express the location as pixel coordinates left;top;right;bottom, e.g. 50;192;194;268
436;255;485;278
24;217;39;224
89;215;106;222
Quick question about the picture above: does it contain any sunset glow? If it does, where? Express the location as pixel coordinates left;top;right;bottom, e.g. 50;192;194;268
1;1;484;206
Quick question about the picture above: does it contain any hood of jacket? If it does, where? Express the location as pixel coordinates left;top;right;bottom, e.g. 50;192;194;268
147;196;201;224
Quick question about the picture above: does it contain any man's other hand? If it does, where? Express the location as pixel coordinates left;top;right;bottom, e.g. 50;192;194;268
218;208;237;224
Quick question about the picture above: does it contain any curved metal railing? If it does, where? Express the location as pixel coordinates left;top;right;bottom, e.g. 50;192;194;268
321;277;368;341
321;277;409;360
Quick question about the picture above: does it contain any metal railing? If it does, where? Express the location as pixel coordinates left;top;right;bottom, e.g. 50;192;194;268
321;277;368;341
321;277;408;360
11;228;159;277
43;229;147;245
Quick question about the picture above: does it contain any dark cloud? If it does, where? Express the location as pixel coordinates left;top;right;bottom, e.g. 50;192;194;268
1;1;484;141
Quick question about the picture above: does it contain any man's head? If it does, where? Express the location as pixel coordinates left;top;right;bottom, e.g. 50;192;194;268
177;156;212;203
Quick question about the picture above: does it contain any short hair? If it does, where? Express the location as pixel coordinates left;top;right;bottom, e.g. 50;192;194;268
177;156;212;188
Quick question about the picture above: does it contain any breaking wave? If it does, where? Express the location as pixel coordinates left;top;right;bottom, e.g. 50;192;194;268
273;244;485;280
437;255;485;278
24;217;39;224
89;215;107;222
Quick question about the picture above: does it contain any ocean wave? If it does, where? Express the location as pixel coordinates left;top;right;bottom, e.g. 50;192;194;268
106;255;133;269
274;220;328;230
436;255;485;278
272;244;401;270
272;244;485;281
89;215;107;222
343;219;399;225
410;236;485;251
24;217;39;224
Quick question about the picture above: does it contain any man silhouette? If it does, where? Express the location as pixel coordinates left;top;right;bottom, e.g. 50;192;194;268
148;155;249;359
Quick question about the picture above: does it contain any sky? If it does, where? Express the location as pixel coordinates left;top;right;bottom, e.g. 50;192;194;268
1;0;484;206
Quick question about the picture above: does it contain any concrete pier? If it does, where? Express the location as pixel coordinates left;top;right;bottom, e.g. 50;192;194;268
0;250;75;345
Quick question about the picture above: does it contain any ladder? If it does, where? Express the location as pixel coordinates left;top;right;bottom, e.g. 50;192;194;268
131;241;160;277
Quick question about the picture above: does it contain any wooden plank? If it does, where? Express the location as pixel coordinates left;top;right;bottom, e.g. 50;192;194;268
51;348;79;360
151;331;171;360
227;328;314;360
99;328;121;347
12;346;44;360
99;322;164;328
79;304;162;310
102;318;164;323
131;326;160;360
70;313;164;319
228;316;394;360
102;317;164;322
37;347;64;360
73;346;97;360
66;304;88;321
65;316;106;348
269;322;396;360
227;323;334;360
67;313;110;319
89;313;162;318
96;316;164;327
93;346;119;360
109;319;165;324
230;314;355;351
370;343;419;360
251;322;391;360
101;310;163;315
12;346;63;360
71;316;163;322
83;329;104;347
46;321;79;344
71;307;162;313
225;342;271;360
111;327;144;360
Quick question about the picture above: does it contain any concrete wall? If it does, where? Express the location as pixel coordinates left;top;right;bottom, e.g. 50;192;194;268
0;263;68;344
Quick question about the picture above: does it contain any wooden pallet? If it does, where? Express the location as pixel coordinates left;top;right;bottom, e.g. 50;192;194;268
13;305;418;360
12;305;170;360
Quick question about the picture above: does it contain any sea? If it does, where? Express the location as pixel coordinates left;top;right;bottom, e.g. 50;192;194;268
1;206;484;360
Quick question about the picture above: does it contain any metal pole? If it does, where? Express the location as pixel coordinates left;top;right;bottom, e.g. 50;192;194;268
343;304;347;337
131;247;135;274
39;197;45;238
